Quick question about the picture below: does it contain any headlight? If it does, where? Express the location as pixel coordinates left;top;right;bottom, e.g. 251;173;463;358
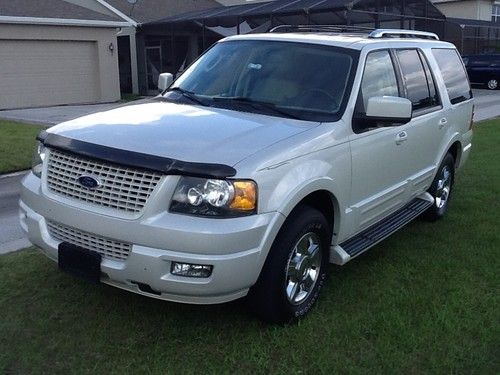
170;177;257;217
31;141;46;178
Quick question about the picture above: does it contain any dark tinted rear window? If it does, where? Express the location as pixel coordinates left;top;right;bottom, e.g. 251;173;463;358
397;49;440;110
432;49;472;104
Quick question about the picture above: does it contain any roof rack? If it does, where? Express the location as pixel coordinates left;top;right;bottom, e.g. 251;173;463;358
268;25;374;34
268;25;440;40
368;29;439;40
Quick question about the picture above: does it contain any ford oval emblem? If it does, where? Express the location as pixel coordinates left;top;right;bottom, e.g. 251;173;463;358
77;175;101;189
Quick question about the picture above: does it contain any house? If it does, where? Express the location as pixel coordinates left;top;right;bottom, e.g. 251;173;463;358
431;0;500;52
0;0;220;109
0;0;130;110
432;0;500;21
101;0;221;95
143;0;500;81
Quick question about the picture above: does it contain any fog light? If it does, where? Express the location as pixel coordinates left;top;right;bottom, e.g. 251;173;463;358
171;262;213;278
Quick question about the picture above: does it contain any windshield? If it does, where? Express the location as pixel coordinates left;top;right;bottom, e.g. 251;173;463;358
164;40;358;122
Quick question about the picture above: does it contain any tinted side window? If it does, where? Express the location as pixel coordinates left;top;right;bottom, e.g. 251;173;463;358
360;50;399;110
432;49;472;104
418;50;440;107
396;49;436;111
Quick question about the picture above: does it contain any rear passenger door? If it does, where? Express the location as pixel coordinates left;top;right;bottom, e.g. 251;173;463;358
393;48;443;195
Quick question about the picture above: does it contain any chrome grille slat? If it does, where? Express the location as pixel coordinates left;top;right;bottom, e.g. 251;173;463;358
46;148;162;214
47;221;131;261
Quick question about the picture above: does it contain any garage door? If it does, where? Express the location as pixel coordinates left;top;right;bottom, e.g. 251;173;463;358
0;40;99;109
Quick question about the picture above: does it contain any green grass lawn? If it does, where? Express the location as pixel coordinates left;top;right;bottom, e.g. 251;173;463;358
1;120;499;374
0;120;46;174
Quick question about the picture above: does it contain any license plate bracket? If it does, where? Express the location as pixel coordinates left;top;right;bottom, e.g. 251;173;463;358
58;242;102;284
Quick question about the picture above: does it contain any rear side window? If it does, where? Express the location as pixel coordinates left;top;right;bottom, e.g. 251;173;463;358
432;49;472;104
396;49;439;111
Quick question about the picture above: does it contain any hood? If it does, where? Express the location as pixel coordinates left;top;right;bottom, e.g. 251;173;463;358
47;100;319;167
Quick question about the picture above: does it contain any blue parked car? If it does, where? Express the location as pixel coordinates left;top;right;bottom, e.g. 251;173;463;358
462;54;500;90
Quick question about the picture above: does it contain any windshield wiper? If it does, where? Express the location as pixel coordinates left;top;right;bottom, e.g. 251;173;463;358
165;87;209;107
211;96;304;120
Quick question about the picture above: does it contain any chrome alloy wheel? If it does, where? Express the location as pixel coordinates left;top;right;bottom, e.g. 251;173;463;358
285;232;322;305
487;79;498;90
435;165;452;209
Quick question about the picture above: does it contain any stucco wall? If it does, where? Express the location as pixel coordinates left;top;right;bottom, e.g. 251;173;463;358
433;0;493;21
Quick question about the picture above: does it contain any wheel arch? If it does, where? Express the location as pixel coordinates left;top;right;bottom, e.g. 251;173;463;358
447;140;462;169
277;178;343;242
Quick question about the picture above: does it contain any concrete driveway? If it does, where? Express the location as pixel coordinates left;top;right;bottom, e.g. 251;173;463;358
0;99;149;126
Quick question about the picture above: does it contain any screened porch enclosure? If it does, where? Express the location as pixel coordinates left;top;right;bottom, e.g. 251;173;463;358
138;0;499;92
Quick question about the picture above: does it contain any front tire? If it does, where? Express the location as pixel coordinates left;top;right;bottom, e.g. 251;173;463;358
423;153;455;221
247;205;330;324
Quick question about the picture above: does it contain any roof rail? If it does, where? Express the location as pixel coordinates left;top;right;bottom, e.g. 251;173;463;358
268;24;374;34
268;25;440;40
368;29;439;40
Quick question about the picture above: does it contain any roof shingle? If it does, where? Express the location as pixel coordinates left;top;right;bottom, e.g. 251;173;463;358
0;0;123;22
104;0;222;23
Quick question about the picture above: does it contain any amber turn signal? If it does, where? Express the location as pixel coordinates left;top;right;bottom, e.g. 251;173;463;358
230;181;257;211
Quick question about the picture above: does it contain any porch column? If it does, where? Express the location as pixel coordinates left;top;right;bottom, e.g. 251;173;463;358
129;30;139;94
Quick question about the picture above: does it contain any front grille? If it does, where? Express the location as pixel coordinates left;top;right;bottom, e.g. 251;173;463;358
47;221;131;261
46;148;162;215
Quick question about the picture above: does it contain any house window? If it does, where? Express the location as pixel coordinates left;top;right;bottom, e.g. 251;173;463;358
493;4;500;22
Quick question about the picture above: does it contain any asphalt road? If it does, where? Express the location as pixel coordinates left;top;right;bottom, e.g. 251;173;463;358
1;89;499;255
472;88;500;122
0;172;30;254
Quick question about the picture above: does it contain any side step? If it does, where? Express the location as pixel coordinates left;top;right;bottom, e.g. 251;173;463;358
331;194;433;264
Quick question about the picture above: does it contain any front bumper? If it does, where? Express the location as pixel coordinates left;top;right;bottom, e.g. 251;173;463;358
20;172;285;304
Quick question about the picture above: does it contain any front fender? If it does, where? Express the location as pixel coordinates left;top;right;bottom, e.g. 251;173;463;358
257;147;351;241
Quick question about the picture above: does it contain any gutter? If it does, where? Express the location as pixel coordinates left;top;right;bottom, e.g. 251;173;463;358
0;16;132;28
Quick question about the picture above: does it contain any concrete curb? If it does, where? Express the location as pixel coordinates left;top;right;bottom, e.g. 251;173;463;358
0;238;32;255
0;170;29;179
0;116;53;126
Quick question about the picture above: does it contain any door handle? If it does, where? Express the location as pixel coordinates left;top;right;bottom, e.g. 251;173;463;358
395;131;408;145
438;118;448;129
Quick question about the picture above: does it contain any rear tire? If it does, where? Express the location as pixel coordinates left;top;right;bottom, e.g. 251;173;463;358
247;205;330;324
423;153;455;222
487;78;498;90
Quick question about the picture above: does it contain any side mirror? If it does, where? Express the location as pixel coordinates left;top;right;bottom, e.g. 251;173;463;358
365;96;412;124
158;73;174;92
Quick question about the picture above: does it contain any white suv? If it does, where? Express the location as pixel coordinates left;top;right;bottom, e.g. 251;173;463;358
21;27;474;323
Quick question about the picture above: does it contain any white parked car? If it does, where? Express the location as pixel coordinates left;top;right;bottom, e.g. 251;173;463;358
21;27;474;324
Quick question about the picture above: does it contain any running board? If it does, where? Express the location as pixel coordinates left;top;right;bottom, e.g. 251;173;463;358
330;193;434;265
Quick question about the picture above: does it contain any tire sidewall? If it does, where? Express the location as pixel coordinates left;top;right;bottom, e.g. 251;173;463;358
249;205;331;324
281;218;330;320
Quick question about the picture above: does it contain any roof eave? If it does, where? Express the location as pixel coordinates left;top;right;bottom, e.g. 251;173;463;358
0;16;132;28
94;0;139;27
